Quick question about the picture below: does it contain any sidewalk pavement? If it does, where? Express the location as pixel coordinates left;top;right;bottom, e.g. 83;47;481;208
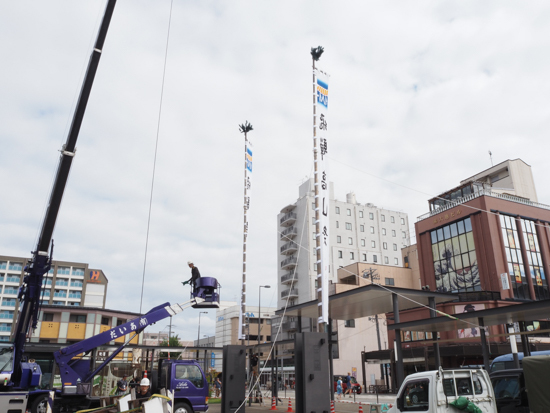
259;389;396;405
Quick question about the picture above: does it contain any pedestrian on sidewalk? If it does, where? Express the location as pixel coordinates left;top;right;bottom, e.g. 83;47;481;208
337;377;343;401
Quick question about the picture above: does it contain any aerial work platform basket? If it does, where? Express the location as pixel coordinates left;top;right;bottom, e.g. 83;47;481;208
191;277;220;308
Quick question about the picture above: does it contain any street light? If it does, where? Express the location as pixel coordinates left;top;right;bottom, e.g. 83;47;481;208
258;285;271;346
197;312;208;358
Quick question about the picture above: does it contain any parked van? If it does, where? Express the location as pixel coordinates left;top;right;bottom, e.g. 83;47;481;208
489;350;550;372
388;368;496;413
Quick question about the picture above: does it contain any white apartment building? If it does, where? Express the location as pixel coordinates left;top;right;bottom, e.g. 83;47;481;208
277;179;410;312
0;255;107;341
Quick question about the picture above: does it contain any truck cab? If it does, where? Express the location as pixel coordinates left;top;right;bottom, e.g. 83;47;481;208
156;360;209;413
389;369;497;413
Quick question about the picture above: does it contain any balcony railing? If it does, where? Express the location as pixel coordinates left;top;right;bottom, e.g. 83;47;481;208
418;188;550;222
280;256;297;269
282;321;298;331
281;288;298;299
280;212;297;226
281;273;297;284
280;241;298;255
280;226;297;240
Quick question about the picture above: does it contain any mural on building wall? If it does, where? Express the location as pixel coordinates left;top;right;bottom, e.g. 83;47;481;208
434;243;480;292
431;217;480;293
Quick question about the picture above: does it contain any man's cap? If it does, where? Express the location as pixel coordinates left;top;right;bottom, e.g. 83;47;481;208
187;261;193;265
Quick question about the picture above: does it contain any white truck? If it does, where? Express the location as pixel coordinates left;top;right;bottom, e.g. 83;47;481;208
388;368;497;413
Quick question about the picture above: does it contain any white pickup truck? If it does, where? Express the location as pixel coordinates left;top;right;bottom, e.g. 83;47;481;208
388;368;497;413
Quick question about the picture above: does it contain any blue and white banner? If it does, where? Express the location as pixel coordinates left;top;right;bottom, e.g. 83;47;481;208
315;69;330;325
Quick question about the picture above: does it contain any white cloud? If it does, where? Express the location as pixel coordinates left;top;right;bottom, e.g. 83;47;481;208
1;1;549;340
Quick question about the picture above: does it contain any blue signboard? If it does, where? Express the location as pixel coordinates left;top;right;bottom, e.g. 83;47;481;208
211;352;215;368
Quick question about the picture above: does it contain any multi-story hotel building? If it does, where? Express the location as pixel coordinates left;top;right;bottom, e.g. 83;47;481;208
0;255;108;341
276;179;410;337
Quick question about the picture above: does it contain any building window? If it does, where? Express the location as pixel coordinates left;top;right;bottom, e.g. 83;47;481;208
338;250;343;258
345;223;352;230
350;252;354;260
313;232;316;240
392;230;396;237
383;242;387;250
3;287;18;295
385;278;395;286
401;218;405;225
384;256;389;264
6;275;20;283
373;255;378;263
382;228;387;236
402;231;407;239
336;221;339;228
370;226;375;234
348;238;353;245
391;216;395;223
361;240;365;247
0;262;6;270
0;311;14;319
56;278;69;287
371;241;376;248
381;215;385;222
431;217;479;293
347;209;351;216
393;244;398;251
1;299;16;307
101;317;110;326
520;218;549;300
394;258;399;265
70;280;83;287
42;278;52;286
312;217;316;225
68;291;81;299
72;268;85;276
344;319;355;328
0;324;11;332
8;262;23;271
362;253;367;261
54;290;67;298
359;211;363;218
57;266;70;275
336;206;340;214
369;213;374;220
337;236;342;243
69;314;86;323
360;225;364;232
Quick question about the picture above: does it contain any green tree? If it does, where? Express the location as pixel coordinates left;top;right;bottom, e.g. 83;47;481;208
159;335;182;359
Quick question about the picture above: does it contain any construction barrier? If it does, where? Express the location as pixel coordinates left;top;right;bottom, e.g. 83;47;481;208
286;398;294;413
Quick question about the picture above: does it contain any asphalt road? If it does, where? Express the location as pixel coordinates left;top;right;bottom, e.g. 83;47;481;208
207;392;396;413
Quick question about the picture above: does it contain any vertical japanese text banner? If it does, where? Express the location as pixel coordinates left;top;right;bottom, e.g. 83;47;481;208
316;69;330;324
239;141;253;340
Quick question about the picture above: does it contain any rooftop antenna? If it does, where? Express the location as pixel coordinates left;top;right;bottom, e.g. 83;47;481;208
488;150;493;166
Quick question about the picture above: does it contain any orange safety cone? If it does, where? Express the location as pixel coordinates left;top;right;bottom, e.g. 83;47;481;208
286;398;294;413
330;400;336;413
270;396;277;410
358;402;363;413
143;370;148;379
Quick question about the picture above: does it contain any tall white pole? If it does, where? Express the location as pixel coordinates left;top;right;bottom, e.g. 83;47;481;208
239;121;253;343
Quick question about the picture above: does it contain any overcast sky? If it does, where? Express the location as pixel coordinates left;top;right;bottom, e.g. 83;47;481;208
2;1;550;341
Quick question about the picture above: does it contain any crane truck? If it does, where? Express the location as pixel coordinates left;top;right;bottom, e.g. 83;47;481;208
0;1;219;411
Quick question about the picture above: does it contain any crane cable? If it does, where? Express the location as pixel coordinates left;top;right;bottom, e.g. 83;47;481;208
139;0;175;313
